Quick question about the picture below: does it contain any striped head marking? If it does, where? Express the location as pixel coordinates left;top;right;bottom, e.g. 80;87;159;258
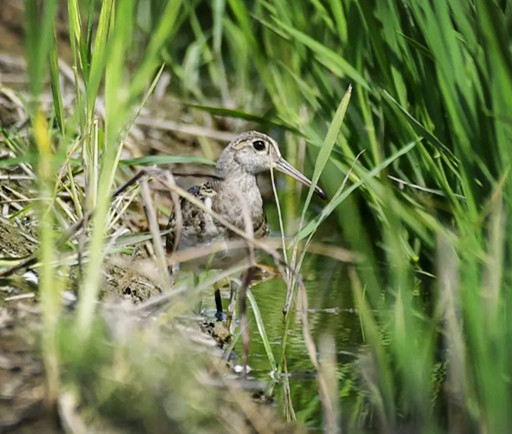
217;130;326;198
218;131;282;175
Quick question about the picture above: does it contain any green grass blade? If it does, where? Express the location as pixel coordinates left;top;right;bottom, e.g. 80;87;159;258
25;0;58;99
247;290;277;372
49;32;65;136
300;85;352;221
120;155;215;166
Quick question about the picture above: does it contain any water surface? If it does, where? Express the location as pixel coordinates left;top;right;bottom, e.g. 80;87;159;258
237;253;363;428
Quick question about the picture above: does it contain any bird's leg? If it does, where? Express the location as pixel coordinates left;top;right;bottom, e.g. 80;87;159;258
214;288;225;321
239;266;256;378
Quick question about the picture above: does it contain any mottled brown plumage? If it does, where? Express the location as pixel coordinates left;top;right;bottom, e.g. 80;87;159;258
166;131;325;265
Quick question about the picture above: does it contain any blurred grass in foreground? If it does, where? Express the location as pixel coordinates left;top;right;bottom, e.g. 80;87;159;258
16;0;512;432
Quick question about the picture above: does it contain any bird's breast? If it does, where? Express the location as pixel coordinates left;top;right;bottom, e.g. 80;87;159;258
213;186;265;237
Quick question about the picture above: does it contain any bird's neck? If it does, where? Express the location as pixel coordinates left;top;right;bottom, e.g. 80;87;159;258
217;166;260;197
216;158;258;191
214;165;263;226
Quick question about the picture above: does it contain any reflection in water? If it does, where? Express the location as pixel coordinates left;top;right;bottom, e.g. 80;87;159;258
233;254;363;427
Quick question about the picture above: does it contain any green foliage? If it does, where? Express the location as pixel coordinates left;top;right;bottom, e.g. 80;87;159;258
153;0;512;431
20;0;512;431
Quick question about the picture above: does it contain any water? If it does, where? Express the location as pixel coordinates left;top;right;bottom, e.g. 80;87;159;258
234;253;363;428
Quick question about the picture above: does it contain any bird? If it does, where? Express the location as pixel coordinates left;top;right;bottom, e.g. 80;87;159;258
166;130;325;319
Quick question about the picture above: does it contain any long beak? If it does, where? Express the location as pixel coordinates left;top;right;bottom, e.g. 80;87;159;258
275;158;326;200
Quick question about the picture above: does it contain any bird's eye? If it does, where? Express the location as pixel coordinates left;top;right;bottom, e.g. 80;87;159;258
252;140;266;151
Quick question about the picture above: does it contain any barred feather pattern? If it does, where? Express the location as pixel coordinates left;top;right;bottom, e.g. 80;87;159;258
166;178;268;255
